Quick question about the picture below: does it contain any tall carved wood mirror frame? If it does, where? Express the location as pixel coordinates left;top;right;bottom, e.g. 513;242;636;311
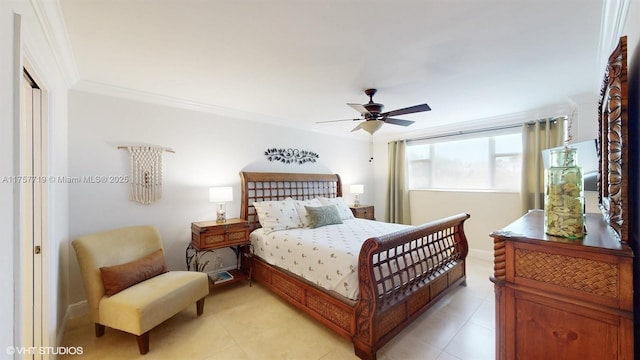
598;36;629;242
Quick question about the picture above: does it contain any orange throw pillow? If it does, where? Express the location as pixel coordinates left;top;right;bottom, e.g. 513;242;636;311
100;249;168;296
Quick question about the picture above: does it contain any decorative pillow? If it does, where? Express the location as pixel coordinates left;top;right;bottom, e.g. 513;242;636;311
290;197;323;227
317;197;355;220
253;198;303;234
100;249;168;296
305;205;344;228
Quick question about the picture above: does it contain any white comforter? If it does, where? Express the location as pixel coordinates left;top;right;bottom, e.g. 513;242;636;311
249;218;411;300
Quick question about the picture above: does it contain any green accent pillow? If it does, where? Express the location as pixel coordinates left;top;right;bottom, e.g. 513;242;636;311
305;205;344;229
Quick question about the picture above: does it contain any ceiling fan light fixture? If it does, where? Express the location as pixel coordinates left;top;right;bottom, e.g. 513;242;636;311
360;120;384;135
317;89;430;134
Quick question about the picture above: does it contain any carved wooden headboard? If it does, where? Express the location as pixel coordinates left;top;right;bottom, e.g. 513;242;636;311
239;172;342;231
598;36;629;242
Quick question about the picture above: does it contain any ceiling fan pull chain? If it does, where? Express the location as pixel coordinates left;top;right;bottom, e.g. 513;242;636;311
369;135;374;162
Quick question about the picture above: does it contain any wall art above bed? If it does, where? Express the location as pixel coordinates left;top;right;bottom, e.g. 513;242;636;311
264;148;319;164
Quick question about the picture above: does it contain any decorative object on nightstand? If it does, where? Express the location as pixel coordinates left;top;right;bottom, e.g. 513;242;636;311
350;205;374;220
350;184;364;207
207;270;234;284
209;186;233;223
186;218;252;290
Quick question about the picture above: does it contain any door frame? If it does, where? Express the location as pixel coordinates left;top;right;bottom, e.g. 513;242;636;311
19;57;50;358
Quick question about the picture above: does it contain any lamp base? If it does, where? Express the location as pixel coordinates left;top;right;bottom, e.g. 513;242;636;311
216;203;227;223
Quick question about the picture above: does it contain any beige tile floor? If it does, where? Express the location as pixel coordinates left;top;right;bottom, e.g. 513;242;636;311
61;258;495;360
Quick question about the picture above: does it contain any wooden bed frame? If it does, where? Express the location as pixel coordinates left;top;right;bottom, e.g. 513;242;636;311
239;171;470;359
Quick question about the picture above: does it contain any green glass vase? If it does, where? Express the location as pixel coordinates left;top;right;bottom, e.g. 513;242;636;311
544;147;585;238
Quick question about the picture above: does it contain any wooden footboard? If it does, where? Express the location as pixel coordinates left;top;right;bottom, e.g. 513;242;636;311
353;213;470;359
248;213;470;360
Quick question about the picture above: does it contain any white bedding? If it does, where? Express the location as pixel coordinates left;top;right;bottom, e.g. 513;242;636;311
249;218;411;300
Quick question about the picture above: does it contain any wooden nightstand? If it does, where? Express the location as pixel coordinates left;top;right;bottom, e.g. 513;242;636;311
187;218;252;289
350;205;374;220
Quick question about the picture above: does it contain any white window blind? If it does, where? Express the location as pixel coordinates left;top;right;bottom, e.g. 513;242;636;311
406;128;522;191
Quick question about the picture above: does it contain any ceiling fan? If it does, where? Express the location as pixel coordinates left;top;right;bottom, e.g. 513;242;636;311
317;88;431;135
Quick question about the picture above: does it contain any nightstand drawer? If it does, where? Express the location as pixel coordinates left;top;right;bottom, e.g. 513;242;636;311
350;205;374;220
201;232;224;246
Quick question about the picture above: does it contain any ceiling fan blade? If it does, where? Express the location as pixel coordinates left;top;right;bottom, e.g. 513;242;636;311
347;103;371;115
316;118;360;124
384;118;415;127
351;124;362;132
382;103;431;117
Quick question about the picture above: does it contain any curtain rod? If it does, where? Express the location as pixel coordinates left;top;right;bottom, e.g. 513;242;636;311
405;116;564;143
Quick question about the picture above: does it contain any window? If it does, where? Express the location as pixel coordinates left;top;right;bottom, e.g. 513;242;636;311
407;130;522;191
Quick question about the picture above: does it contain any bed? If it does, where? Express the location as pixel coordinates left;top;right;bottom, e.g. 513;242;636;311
239;171;470;359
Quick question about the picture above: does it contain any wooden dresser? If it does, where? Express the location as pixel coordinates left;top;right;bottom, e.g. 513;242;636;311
491;210;634;360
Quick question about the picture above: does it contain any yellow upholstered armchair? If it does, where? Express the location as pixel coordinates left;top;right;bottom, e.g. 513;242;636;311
72;225;209;354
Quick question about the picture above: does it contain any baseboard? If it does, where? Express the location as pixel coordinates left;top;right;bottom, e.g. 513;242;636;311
58;300;89;345
468;249;493;262
67;300;89;318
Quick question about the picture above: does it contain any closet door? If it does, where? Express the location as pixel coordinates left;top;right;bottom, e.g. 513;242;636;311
21;69;46;358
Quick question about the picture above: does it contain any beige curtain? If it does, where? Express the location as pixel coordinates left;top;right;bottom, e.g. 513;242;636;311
386;140;411;224
520;117;566;214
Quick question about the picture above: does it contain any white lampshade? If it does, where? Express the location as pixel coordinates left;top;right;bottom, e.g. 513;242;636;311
360;120;384;135
209;186;233;202
350;184;364;194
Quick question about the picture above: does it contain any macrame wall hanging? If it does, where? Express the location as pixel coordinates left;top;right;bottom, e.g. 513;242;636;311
118;145;175;204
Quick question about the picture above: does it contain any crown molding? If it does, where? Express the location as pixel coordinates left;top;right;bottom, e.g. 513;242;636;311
72;79;368;142
74;79;310;126
30;0;79;86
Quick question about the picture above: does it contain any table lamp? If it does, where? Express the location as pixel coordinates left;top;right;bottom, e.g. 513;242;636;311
350;184;364;207
209;186;233;223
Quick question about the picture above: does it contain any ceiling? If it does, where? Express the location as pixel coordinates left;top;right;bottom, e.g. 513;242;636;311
59;0;606;140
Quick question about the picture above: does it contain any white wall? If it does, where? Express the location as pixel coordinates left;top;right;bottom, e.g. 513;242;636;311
67;90;374;304
625;0;639;70
0;5;18;355
569;93;599;142
1;0;70;357
410;191;522;260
